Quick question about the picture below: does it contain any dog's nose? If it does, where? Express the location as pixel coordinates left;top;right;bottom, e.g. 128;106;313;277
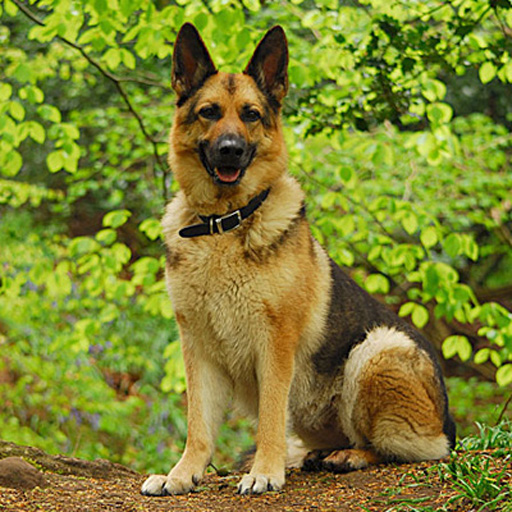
217;136;246;159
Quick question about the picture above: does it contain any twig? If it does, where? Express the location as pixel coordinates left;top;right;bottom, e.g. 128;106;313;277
12;0;171;202
496;393;512;426
116;76;171;90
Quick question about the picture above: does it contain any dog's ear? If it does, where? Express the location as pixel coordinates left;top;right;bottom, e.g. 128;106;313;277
172;23;217;99
244;26;288;103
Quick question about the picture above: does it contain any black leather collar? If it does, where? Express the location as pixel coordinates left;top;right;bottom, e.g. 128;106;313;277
179;188;270;238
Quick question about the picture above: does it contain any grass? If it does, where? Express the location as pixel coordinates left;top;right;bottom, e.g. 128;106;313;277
371;419;512;512
438;452;511;511
459;419;512;452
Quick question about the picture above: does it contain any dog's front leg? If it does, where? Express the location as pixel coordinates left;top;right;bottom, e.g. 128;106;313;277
237;335;295;495
142;340;229;496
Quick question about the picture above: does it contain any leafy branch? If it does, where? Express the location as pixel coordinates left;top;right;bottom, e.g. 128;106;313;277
11;0;171;202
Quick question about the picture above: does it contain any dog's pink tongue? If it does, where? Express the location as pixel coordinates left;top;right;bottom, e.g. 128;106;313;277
216;167;241;183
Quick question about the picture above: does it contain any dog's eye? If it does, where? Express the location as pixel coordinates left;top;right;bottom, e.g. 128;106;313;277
241;109;261;123
198;105;221;120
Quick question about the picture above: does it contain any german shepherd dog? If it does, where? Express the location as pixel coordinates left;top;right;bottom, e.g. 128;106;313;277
141;23;455;496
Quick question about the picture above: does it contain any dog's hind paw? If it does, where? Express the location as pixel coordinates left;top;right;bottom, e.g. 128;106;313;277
322;449;380;474
301;450;332;472
236;473;284;495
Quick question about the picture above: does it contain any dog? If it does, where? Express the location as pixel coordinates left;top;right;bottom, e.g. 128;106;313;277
141;23;456;496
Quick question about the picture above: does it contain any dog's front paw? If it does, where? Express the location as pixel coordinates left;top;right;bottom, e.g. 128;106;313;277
236;473;284;495
141;474;168;496
141;473;199;496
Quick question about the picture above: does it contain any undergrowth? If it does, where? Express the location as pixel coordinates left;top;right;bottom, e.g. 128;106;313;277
371;420;512;512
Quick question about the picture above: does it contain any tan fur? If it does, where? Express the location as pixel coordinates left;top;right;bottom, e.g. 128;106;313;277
141;25;452;497
169;73;286;217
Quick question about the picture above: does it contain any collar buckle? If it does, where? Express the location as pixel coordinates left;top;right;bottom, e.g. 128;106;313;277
214;210;243;234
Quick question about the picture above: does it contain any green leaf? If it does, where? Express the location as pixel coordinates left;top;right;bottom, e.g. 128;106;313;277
365;274;390;294
120;49;136;70
3;0;18;15
99;304;119;323
103;209;132;228
160;296;174;319
132;256;160;276
411;304;429;329
474;348;490;365
139;218;162;240
93;0;108;15
443;233;461;258
9;101;25;121
96;228;117;245
338;166;354;183
120;0;136;17
336;248;354;267
401;212;418;235
442;336;458;359
496;364;512;387
14;63;31;83
457;336;473;361
461;235;479;261
490;350;502;367
398;301;415;317
104;48;121;70
420;226;438;249
333;215;355;237
479;62;497;84
19;85;44;104
0;83;12;101
442;335;472;362
28;122;45;144
422;79;446;102
505;60;512;83
372;143;394;166
69;236;100;256
111;243;132;264
161;342;186;394
242;0;261;12
2;150;22;176
426;102;453;125
38;105;62;123
193;12;208;31
47;151;64;173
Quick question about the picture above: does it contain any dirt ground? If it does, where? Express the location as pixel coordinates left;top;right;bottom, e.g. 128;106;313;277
0;440;508;512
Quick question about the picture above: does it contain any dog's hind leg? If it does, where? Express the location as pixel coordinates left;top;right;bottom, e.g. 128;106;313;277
334;327;452;472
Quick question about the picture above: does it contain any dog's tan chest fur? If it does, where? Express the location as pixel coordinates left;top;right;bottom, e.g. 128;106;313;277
161;177;330;407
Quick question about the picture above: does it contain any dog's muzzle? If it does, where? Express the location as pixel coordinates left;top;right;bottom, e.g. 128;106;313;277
199;134;255;186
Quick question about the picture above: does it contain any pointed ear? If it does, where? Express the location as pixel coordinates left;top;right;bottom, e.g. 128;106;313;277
171;23;217;99
244;26;288;104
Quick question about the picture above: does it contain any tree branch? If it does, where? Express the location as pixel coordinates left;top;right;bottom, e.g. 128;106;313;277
11;0;171;203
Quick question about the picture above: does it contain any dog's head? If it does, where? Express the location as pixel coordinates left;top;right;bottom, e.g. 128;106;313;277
168;23;289;211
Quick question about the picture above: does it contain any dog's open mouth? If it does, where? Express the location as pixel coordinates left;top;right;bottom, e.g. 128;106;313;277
215;167;241;184
198;141;256;187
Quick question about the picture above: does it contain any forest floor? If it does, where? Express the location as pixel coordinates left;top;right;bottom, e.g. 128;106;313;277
0;440;510;512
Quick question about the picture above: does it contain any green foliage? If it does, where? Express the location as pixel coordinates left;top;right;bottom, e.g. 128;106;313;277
438;451;512;511
371;421;512;512
0;0;511;469
460;419;512;451
447;377;511;437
